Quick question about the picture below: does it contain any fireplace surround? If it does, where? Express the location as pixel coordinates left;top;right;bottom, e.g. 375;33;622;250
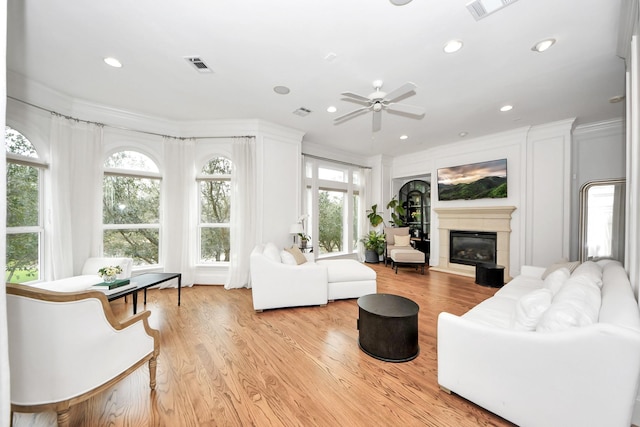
432;206;516;280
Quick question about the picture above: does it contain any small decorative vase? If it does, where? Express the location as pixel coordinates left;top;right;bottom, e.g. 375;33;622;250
103;274;117;283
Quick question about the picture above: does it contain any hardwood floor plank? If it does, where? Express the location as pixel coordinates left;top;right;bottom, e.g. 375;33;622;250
11;264;515;427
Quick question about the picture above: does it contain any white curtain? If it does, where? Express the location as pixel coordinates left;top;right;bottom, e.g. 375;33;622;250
225;137;256;289
357;168;372;262
161;137;195;287
47;115;104;279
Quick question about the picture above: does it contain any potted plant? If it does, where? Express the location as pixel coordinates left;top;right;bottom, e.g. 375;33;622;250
386;196;407;227
298;233;310;249
366;204;384;228
360;231;386;263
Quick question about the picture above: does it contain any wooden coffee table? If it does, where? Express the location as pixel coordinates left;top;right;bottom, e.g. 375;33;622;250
107;272;181;314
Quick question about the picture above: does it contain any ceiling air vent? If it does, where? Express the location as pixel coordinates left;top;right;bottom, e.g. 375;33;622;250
293;107;312;117
466;0;519;21
184;56;213;73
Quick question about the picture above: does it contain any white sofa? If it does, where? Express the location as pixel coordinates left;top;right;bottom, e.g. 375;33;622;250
437;259;640;427
250;243;377;311
31;257;134;292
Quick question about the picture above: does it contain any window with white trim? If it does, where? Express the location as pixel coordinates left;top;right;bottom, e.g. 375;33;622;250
103;150;161;266
305;159;362;256
197;156;231;263
5;126;45;283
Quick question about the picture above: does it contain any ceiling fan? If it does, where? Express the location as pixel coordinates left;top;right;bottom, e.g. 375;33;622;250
334;80;425;132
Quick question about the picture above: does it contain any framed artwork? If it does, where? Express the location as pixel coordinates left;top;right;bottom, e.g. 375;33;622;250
437;159;507;201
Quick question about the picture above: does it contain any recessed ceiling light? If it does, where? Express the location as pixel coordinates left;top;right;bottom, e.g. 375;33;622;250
104;57;122;68
327;106;337;113
400;135;408;140
443;40;463;53
390;0;413;5
531;38;556;53
459;131;468;137
500;105;513;112
274;86;290;95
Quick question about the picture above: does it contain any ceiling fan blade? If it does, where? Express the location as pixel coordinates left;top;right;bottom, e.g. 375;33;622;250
341;91;371;103
372;110;382;132
334;106;370;123
385;82;417;102
386;102;425;116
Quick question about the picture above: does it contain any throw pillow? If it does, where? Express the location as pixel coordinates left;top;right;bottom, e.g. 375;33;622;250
536;276;601;333
512;288;553;331
541;259;581;279
284;246;307;265
571;260;603;288
263;243;282;263
543;267;570;295
394;234;411;247
280;250;297;265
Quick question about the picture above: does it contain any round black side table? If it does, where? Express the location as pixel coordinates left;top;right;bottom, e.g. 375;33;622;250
357;293;420;362
475;262;505;288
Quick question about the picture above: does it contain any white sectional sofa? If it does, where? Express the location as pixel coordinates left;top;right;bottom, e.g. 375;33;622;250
438;259;640;427
250;243;376;311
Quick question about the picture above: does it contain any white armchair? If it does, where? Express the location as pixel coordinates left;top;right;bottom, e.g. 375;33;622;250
7;283;160;427
250;243;328;311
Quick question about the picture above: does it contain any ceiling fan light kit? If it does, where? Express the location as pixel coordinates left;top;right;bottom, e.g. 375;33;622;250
335;80;425;132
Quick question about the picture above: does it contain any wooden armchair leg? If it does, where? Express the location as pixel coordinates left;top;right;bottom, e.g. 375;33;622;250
149;356;157;390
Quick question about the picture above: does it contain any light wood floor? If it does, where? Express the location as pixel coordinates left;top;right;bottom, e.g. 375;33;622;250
12;263;516;427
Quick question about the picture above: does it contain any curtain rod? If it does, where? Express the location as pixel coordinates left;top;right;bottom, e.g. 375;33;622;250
302;153;372;170
7;96;254;141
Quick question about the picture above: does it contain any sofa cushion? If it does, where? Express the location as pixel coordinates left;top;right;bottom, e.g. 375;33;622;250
570;260;603;288
317;259;376;283
512;288;553;331
543;267;570;295
541;259;580;279
280;250;297;265
263;243;281;263
462;296;515;329
284;246;307;265
494;275;545;300
536;275;601;332
384;227;409;245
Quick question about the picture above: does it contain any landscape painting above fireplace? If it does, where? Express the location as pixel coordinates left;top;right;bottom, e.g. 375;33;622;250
437;159;507;201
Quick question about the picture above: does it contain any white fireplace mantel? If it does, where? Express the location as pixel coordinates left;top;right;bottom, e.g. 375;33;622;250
432;206;516;281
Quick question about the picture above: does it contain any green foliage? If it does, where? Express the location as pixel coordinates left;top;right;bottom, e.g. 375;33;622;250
360;231;386;254
386;196;406;227
5;127;41;281
366;204;384;228
318;191;343;254
199;157;232;262
438;176;507;201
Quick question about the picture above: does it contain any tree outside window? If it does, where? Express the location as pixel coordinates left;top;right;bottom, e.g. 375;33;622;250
103;151;160;265
5;126;43;283
198;157;231;263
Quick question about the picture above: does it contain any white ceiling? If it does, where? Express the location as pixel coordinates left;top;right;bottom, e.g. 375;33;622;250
7;0;625;157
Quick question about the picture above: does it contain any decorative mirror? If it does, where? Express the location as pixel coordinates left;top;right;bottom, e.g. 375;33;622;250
579;179;626;262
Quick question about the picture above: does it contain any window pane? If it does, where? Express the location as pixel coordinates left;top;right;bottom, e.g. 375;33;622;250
6;233;40;283
200;180;230;223
318;167;346;182
7;163;39;227
5;126;38;158
201;228;230;262
103;229;159;265
202;157;232;175
105;150;159;172
318;190;344;254
103;175;160;224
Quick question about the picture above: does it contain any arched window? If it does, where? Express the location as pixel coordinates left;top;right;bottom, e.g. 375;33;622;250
5;126;45;283
198;156;232;263
103;150;161;266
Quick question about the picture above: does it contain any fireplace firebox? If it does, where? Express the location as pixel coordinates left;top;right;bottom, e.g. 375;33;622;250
449;230;497;266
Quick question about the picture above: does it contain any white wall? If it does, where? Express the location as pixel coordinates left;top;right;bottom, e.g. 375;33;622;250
389;120;581;276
